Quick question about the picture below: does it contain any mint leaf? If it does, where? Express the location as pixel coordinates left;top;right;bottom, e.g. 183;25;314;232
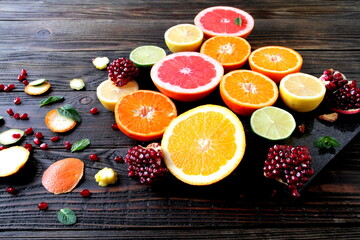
57;208;77;225
71;138;90;152
314;136;340;149
40;96;64;106
57;104;81;122
234;16;242;26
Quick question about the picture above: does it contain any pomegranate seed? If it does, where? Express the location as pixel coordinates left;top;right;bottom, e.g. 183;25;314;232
22;80;29;86
7;108;14;116
90;107;99;114
0;146;7;151
21;69;27;76
13;113;20;119
40;143;48;150
38;202;48;210
0;84;4;91
24;143;33;151
12;133;21;139
35;132;43;139
50;136;60;142
89;154;98;161
33;138;41;145
64;141;72;150
20;113;28;120
114;156;124;163
80;189;91;197
25;128;33;135
111;123;119;130
17;74;26;81
4;84;15;92
14;97;21;105
6;187;16;195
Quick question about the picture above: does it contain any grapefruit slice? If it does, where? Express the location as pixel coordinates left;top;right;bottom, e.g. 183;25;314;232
194;6;255;39
150;52;224;102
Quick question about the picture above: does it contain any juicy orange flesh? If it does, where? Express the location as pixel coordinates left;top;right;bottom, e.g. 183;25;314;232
251;48;299;71
117;91;176;135
167;25;202;43
167;111;237;176
283;76;323;97
201;36;250;64
223;71;277;105
200;9;248;33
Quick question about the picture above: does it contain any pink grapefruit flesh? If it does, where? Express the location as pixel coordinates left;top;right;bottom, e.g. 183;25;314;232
194;6;255;39
150;52;224;102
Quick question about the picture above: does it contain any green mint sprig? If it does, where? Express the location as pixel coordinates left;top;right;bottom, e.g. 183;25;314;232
314;136;340;149
40;96;64;106
57;208;77;225
57;104;81;122
71;138;91;152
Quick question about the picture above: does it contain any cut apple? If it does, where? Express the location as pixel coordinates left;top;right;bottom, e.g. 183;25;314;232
0;146;30;177
0;129;24;145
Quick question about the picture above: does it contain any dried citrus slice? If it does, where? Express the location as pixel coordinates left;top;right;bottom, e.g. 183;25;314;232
45;109;77;133
220;70;279;116
249;46;303;83
114;90;177;141
164;24;204;53
161;104;246;185
42;158;84;194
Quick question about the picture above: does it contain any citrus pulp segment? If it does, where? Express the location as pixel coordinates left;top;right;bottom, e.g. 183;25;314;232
130;45;166;67
161;104;246;186
150;52;224;102
200;35;251;72
250;106;296;140
96;79;139;111
279;73;326;112
194;6;255;38
248;46;303;83
164;24;204;53
219;70;279;116
114;90;177;141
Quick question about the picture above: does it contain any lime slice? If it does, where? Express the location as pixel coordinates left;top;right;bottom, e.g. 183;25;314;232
130;45;166;67
29;78;47;86
250;106;296;140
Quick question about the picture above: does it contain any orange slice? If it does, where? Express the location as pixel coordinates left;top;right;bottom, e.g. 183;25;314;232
42;158;84;194
45;109;77;133
220;70;279;116
25;81;51;95
200;35;251;72
114;90;177;141
161;105;246;185
249;46;303;83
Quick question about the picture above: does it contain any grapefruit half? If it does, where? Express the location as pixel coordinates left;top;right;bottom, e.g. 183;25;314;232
150;52;224;102
194;6;255;39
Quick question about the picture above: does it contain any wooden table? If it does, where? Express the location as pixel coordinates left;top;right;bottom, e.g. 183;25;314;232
1;0;360;239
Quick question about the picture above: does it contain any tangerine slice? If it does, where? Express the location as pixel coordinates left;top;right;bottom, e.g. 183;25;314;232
45;109;77;133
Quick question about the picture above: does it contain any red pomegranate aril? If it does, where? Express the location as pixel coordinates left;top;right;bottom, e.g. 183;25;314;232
90;107;99;114
38;202;48;210
33;138;41;145
24;143;33;151
14;113;20;120
0;146;6;151
7;108;14;116
40;143;48;150
0;84;4;91
20;113;29;120
17;74;26;81
22;80;29;86
14;97;21;105
21;69;27;76
80;189;91;197
111;123;119;130
25;127;33;135
6;187;16;195
12;133;21;139
4;84;15;92
64;141;72;150
114;156;124;163
89;154;98;161
50;136;60;142
35;132;43;139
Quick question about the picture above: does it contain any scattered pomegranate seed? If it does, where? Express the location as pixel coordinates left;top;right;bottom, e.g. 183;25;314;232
298;124;306;134
24;143;33;151
22;80;29;86
17;74;26;81
20;113;29;120
33;138;41;145
6;108;14;116
64;141;72;150
111;123;119;130
0;146;7;151
37;202;48;210
12;133;21;139
114;156;124;163
89;154;99;161
80;189;91;197
6;187;16;195
13;113;20;119
21;69;27;76
13;97;21;105
40;143;48;150
4;84;15;92
35;132;43;139
0;84;4;91
50;136;60;142
90;107;99;114
25;127;34;135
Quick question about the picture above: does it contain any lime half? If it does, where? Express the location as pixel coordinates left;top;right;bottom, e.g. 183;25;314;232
130;45;166;67
250;106;296;140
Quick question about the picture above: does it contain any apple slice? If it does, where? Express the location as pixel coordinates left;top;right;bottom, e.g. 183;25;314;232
0;129;24;145
0;146;30;177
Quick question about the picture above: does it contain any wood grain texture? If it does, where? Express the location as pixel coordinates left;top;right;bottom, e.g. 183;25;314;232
0;0;360;239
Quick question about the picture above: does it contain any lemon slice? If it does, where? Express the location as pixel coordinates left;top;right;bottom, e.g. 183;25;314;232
164;24;204;53
96;79;139;111
130;45;166;67
279;73;326;112
250;106;296;140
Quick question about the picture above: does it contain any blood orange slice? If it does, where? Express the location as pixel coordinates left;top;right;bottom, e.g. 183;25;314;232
194;6;255;39
150;52;224;102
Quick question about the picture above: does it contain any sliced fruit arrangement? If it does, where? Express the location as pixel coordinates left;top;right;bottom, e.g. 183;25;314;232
320;68;360;114
194;6;254;39
164;24;204;53
24;80;51;95
151;52;224;102
200;35;251;72
161;105;246;186
129;45;166;67
0;146;30;177
114;90;177;141
0;129;25;145
220;70;278;116
249;46;303;83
